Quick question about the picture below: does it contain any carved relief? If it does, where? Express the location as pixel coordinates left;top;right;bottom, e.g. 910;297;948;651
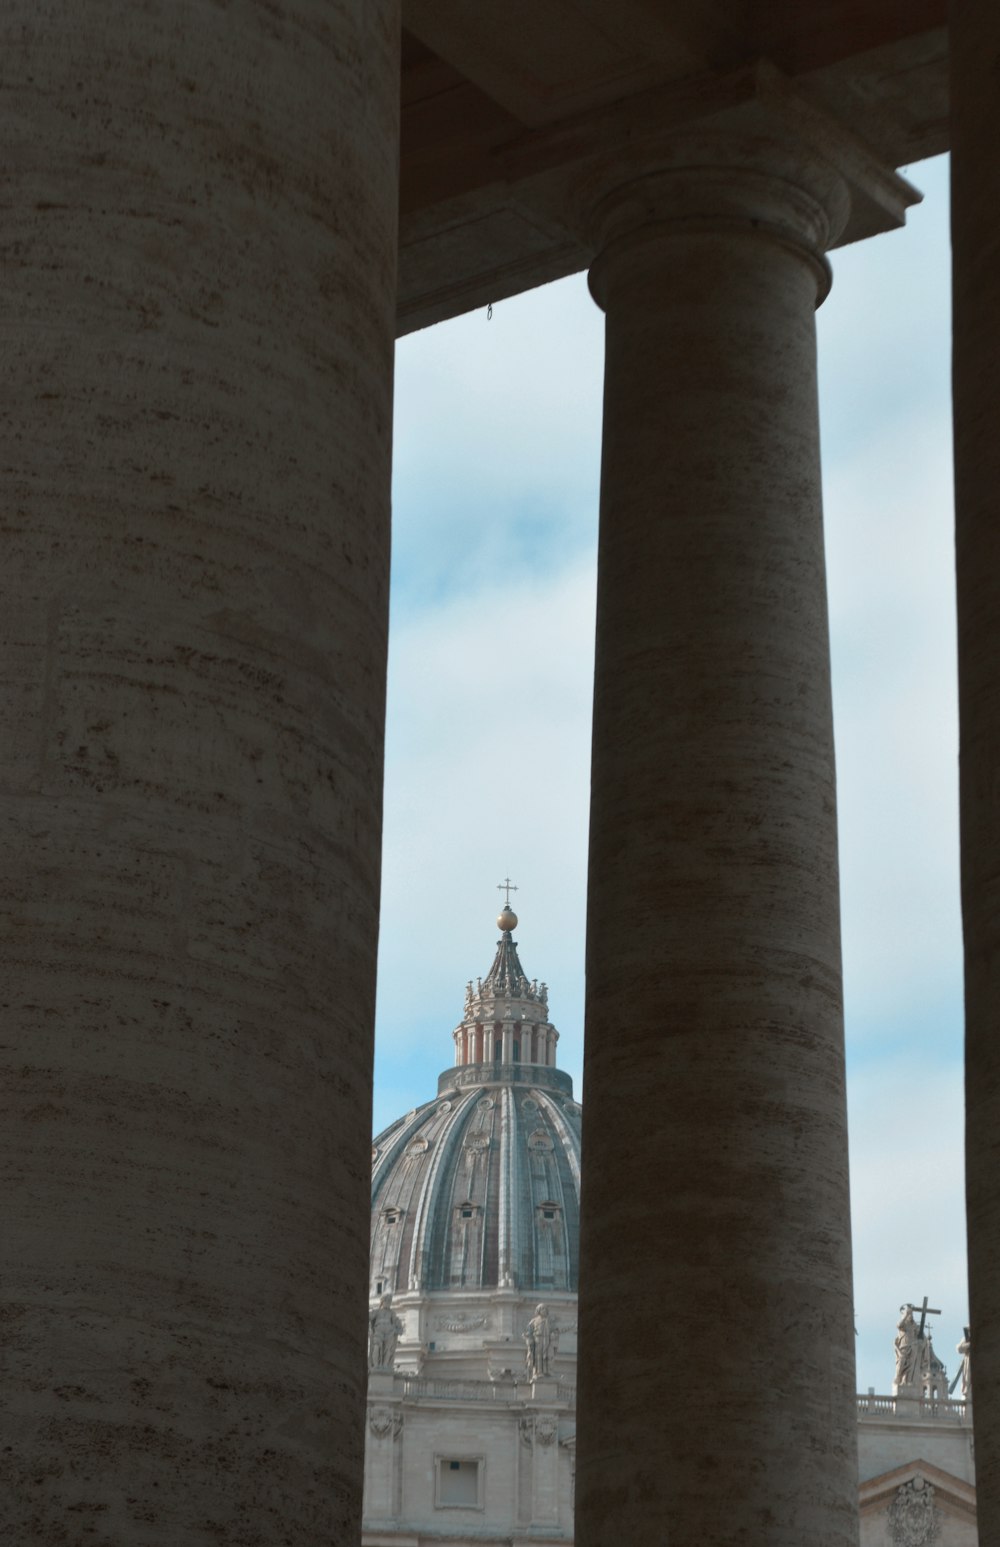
463;1131;490;1184
434;1312;489;1332
368;1406;403;1440
887;1477;940;1547
527;1130;554;1152
519;1413;559;1447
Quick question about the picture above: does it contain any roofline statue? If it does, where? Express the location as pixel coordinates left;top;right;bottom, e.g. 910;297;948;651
369;1292;404;1371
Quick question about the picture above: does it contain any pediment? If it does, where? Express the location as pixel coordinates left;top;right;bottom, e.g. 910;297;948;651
859;1458;976;1525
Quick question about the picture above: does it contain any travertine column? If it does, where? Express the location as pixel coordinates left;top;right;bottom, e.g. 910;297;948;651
0;3;399;1543
576;145;858;1546
953;2;1000;1535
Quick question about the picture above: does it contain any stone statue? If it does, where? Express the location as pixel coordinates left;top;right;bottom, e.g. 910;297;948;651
894;1305;930;1391
524;1302;553;1380
368;1293;404;1370
956;1328;972;1399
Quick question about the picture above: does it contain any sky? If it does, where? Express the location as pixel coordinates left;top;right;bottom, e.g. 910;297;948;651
376;153;963;1396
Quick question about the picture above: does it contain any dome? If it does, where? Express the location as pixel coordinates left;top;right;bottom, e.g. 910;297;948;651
369;906;581;1296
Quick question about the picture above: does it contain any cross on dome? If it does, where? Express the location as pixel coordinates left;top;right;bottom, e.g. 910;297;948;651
496;877;519;934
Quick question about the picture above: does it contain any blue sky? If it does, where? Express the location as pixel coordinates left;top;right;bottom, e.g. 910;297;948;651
377;154;963;1394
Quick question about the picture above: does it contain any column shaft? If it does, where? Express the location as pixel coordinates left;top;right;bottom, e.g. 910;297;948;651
576;175;856;1546
953;0;1000;1533
1;3;399;1542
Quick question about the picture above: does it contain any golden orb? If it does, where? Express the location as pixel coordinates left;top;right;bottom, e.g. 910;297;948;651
497;905;518;932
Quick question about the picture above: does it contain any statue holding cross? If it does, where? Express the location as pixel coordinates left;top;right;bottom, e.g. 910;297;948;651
893;1297;941;1397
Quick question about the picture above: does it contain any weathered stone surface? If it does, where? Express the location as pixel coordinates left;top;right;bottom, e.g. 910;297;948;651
952;2;1000;1543
575;150;858;1546
0;2;399;1541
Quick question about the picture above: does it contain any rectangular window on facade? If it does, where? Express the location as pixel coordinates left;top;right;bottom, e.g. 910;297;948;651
436;1457;482;1508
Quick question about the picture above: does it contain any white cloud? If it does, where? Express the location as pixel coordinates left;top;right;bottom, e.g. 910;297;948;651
825;416;961;1032
374;555;595;1123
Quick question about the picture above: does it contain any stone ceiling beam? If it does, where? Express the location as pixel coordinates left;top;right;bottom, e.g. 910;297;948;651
398;56;925;334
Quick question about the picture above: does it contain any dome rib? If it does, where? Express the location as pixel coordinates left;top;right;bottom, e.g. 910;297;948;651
406;1094;474;1291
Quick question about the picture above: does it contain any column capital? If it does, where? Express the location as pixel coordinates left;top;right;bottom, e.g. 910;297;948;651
585;135;850;311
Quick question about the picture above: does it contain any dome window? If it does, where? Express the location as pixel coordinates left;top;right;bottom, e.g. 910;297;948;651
537;1201;561;1223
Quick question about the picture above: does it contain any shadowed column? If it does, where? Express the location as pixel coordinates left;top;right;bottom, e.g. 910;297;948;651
953;0;1000;1538
0;2;399;1541
575;145;859;1546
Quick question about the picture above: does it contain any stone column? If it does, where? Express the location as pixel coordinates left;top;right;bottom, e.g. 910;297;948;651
576;143;858;1547
953;3;1000;1537
1;3;399;1544
502;1024;514;1064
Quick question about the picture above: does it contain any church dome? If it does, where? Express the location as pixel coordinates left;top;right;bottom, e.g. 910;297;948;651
370;906;582;1296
